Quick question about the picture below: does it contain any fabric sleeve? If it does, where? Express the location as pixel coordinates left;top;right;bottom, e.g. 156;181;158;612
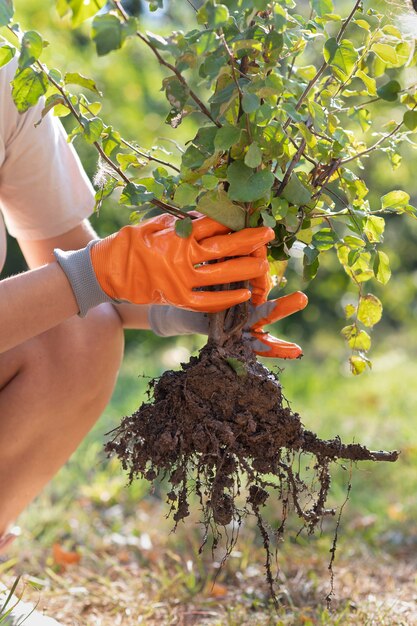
0;57;95;241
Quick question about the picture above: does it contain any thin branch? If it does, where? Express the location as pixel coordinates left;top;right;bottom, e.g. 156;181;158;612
275;138;307;195
340;106;416;165
120;138;181;173
113;0;221;127
282;0;363;131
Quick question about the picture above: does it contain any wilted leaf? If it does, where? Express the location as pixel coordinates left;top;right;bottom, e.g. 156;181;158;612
52;543;81;568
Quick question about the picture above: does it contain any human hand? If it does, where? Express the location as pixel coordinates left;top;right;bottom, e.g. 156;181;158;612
54;214;274;317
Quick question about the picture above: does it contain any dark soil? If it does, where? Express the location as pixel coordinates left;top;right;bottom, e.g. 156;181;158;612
105;339;398;601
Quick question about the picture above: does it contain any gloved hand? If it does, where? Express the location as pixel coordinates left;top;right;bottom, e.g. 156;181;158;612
149;291;308;359
54;214;274;317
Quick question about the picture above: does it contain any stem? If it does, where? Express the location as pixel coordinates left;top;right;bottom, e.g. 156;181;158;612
113;1;221;127
208;310;226;347
282;0;363;132
340;105;416;165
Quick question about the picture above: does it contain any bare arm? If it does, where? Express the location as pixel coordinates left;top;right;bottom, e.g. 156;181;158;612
0;262;79;353
1;221;151;351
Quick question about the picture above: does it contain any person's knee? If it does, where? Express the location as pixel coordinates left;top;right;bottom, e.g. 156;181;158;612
18;303;124;419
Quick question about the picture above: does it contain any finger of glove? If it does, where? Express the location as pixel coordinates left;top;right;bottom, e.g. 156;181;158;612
192;257;268;287
249;331;303;359
186;288;251;313
249;245;273;305
191;216;231;241
249;291;308;329
192;226;274;264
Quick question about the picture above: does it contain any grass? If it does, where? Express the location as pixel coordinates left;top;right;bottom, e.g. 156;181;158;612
2;329;417;625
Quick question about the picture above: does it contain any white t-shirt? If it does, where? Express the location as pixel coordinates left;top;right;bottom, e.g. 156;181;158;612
0;57;95;273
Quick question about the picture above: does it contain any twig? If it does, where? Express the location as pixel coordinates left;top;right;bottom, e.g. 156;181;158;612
112;0;221;127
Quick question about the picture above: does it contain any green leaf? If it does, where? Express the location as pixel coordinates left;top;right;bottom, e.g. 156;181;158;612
201;174;218;190
373;250;391;285
0;0;13;26
57;0;106;28
35;93;68;126
377;80;401;102
92;14;136;56
281;174;311;206
403;110;417;131
120;182;154;206
244;142;262;168
356;70;377;96
175;217;193;238
226;357;247;377
324;37;358;78
173;183;199;207
81;116;103;143
381;190;410;211
214;125;242;150
0;44;15;69
227;161;274;203
372;43;398;65
357;294;382;327
11;67;48;113
312;0;333;17
197;189;246;231
311;228;339;250
364;215;384;243
242;92;260;113
64;72;101;95
260;210;276;228
19;31;44;69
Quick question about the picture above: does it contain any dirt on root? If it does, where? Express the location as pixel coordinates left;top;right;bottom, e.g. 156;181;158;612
105;339;398;601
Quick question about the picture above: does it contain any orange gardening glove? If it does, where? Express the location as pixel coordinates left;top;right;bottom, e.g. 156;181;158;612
54;214;274;317
243;291;308;358
243;244;308;358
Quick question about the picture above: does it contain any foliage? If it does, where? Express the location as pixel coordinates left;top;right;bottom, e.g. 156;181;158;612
1;0;417;371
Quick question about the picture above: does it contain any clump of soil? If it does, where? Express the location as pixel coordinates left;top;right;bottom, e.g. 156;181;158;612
105;338;398;600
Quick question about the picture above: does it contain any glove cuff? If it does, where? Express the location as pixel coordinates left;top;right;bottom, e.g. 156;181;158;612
54;241;115;318
148;305;209;337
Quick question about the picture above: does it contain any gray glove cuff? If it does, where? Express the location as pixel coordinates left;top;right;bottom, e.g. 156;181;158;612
54;241;115;318
148;305;209;337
